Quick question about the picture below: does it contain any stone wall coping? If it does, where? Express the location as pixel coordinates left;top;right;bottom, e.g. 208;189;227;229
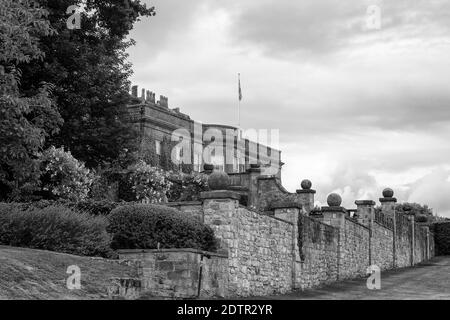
321;206;347;213
355;200;376;206
296;189;317;194
269;201;303;210
117;248;229;258
344;216;370;231
238;205;294;226
379;197;398;203
200;190;241;200
166;201;202;206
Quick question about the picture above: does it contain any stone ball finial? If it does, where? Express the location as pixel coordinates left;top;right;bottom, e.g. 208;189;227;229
301;179;312;190
327;193;342;207
382;188;394;198
208;171;230;190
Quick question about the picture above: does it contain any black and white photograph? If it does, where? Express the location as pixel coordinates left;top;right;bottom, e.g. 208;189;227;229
1;0;450;311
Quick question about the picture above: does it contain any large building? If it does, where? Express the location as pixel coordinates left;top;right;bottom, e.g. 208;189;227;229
127;86;283;178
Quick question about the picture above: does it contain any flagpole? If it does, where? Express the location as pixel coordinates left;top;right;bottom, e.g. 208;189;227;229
238;73;241;129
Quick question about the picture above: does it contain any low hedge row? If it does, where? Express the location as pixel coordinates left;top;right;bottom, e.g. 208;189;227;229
12;199;120;216
0;202;218;257
0;204;113;257
107;204;218;252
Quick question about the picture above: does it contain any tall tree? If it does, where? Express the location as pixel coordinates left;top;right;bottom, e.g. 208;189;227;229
0;0;62;200
19;0;156;168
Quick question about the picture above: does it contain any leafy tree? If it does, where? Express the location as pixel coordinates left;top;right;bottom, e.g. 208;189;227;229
0;0;63;200
395;202;433;223
19;0;156;168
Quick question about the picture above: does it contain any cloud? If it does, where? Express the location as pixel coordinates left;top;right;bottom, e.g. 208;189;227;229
127;1;450;217
407;168;450;217
225;0;450;58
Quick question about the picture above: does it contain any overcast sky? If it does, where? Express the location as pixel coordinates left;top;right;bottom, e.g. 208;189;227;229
127;0;450;217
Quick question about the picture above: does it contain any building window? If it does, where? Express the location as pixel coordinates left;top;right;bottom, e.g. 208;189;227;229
155;140;161;155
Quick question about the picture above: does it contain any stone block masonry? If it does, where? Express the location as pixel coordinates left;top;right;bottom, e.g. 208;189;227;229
115;175;435;299
297;215;339;289
117;249;228;299
203;197;295;296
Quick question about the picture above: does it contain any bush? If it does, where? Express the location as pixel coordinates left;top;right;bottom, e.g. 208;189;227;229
431;222;450;256
168;171;209;202
70;200;120;216
127;160;172;203
107;204;218;252
39;146;96;201
0;203;112;257
7;199;120;216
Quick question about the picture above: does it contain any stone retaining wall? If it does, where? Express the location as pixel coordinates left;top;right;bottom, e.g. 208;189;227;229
115;190;435;299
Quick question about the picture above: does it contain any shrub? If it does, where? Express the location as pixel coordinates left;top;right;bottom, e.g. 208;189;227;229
70;199;120;216
5;199;120;216
127;160;172;203
39;146;95;201
431;222;450;256
0;204;112;257
168;171;209;202
107;204;218;252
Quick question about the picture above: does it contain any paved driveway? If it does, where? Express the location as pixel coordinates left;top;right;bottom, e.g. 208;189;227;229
264;256;450;300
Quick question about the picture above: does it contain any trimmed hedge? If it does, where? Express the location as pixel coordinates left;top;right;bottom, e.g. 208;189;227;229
431;222;450;256
0;203;113;257
9;199;119;216
107;204;218;252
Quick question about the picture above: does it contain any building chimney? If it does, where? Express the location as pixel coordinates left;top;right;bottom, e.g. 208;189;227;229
131;85;138;97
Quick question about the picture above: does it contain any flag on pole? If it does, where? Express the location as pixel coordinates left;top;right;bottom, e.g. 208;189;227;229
238;73;242;101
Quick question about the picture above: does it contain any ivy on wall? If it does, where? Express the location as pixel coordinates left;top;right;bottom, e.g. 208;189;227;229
297;215;305;262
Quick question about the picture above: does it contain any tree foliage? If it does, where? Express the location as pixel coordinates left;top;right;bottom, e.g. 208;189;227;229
19;0;156;168
0;0;62;200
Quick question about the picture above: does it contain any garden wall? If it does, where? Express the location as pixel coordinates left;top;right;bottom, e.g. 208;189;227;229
203;198;295;296
339;217;371;279
296;215;339;288
116;190;435;299
117;249;228;299
371;221;394;270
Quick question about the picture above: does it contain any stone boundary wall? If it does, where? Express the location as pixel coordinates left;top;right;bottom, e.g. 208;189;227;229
203;198;295;296
116;189;435;298
297;215;339;289
117;249;228;299
371;221;394;270
395;213;413;268
339;217;371;279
